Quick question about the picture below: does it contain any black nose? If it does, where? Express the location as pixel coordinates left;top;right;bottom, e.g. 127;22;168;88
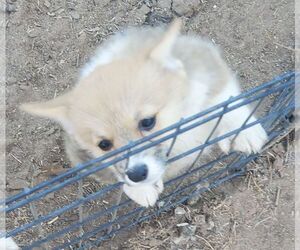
126;164;148;182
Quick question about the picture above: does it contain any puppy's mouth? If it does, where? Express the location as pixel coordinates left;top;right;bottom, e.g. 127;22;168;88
114;148;168;207
115;148;168;187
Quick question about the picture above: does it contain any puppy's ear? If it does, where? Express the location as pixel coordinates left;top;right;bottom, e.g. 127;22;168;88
20;93;74;133
149;19;182;70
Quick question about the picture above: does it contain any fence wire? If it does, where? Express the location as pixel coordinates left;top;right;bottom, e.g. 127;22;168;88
1;72;297;249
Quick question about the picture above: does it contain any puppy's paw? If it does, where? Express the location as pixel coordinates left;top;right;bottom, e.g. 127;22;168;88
123;180;164;207
219;123;268;155
0;237;20;250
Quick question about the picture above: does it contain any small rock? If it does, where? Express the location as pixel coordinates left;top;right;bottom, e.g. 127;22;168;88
27;29;41;38
157;0;172;9
144;11;173;26
6;3;17;13
19;84;29;91
273;156;284;170
70;11;80;20
207;217;215;230
187;195;201;206
172;237;182;245
157;201;165;208
178;223;197;237
195;214;215;235
44;0;51;8
44;127;57;136
8;178;28;190
148;239;162;247
7;76;17;84
135;5;150;20
272;142;286;156
175;207;187;223
78;32;87;44
175;206;186;216
172;0;199;17
56;8;65;14
194;214;206;224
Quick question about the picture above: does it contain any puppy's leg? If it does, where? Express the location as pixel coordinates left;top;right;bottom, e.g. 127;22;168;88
216;81;268;154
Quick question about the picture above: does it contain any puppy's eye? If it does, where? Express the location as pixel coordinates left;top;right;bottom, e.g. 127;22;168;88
139;116;156;131
98;139;113;151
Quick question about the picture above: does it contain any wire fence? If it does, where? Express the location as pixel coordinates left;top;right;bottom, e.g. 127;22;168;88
1;72;297;249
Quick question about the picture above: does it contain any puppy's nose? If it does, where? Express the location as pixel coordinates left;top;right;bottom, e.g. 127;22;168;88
126;164;148;182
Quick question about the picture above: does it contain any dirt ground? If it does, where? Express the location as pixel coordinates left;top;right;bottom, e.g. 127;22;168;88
5;0;295;249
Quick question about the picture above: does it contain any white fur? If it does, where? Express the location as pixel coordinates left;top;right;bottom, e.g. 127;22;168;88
212;79;267;154
0;238;19;250
80;33;128;78
123;179;164;207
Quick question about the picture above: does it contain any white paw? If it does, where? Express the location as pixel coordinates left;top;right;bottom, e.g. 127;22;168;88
0;237;20;250
219;123;268;155
123;179;164;207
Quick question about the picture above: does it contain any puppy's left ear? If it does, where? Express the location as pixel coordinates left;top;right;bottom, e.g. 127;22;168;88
149;19;183;70
20;93;74;133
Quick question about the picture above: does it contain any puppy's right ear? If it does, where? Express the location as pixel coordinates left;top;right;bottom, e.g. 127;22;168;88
149;19;182;70
20;93;74;133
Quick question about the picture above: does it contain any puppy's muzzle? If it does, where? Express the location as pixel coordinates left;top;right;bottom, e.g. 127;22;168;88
126;164;148;182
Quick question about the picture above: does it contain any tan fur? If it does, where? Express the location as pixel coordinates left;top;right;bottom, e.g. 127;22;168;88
21;20;268;206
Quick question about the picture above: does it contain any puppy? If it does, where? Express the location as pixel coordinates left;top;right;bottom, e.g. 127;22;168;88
21;20;268;207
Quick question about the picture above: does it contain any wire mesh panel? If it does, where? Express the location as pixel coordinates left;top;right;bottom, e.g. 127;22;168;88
1;72;297;249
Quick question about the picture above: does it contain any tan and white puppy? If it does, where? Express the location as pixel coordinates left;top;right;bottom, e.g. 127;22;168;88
21;20;268;207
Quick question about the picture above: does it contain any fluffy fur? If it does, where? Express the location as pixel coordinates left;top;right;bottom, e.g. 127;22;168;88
0;238;20;250
21;20;268;207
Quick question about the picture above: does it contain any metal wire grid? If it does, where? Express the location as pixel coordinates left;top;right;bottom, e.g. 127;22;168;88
1;72;297;249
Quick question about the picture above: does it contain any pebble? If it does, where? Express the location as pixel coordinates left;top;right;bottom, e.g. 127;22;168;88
175;206;186;215
44;127;57;136
172;0;199;17
7;76;17;84
178;223;197;237
8;178;28;190
157;201;165;208
44;0;51;8
19;84;30;91
195;214;215;235
70;11;80;20
187;195;201;206
157;0;172;9
27;29;41;38
6;3;17;13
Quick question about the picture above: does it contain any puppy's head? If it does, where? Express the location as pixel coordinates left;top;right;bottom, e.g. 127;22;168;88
21;20;187;206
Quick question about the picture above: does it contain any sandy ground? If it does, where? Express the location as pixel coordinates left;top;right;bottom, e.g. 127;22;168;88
5;0;295;249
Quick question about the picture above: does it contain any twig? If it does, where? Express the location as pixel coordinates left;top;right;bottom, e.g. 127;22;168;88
274;42;300;52
267;155;273;184
107;188;124;235
275;187;281;207
78;179;84;246
254;216;272;228
9;153;22;164
195;235;215;250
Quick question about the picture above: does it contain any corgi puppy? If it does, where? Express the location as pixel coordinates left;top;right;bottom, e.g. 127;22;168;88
21;19;268;207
